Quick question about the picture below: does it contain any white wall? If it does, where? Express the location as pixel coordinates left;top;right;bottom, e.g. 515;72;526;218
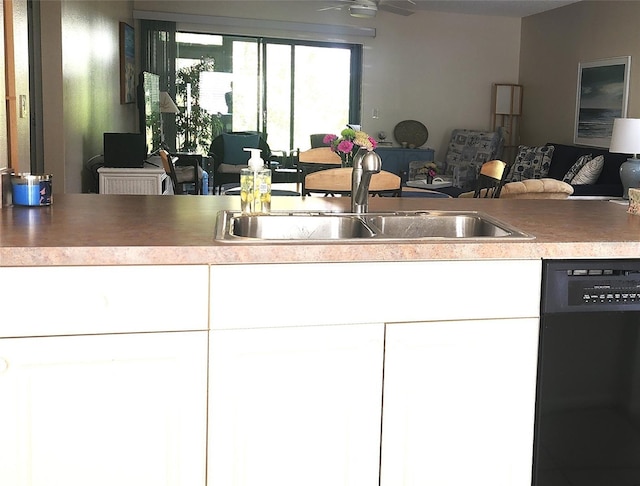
41;0;137;193
134;0;521;160
520;0;640;147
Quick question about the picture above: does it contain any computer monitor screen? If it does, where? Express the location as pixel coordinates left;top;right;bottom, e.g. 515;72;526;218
103;133;146;168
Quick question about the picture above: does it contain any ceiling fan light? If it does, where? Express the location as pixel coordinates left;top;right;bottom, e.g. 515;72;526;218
349;5;377;18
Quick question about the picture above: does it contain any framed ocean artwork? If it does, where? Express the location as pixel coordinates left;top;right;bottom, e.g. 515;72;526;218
574;56;630;147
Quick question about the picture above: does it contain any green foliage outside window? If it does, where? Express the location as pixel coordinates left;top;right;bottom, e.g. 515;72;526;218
175;58;223;153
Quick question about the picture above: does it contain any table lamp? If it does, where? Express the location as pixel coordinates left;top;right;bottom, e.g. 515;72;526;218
610;117;640;199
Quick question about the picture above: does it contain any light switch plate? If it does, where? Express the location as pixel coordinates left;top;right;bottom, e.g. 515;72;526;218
19;95;27;118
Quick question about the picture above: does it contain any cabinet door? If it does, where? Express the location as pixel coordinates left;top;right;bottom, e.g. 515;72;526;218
209;323;384;486
381;318;539;486
0;331;208;486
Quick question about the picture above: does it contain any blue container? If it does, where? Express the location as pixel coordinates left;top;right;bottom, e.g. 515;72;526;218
12;174;52;206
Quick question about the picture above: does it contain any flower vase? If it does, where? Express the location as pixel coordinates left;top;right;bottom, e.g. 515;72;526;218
340;152;354;168
427;175;433;184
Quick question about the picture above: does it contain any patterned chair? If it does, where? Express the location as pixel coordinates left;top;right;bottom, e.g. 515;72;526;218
441;128;504;192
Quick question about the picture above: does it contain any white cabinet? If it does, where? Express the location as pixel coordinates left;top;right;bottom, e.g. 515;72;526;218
0;330;208;486
0;264;210;486
98;166;171;195
210;260;541;486
381;318;540;486
208;323;384;486
0;265;210;337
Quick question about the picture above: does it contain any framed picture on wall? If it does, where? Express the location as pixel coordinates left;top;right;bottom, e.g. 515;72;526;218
574;56;631;147
120;22;135;104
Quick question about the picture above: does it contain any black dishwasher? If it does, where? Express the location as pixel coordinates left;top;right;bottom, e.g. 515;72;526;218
535;259;640;486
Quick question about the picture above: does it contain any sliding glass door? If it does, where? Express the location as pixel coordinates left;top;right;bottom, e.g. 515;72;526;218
175;32;361;154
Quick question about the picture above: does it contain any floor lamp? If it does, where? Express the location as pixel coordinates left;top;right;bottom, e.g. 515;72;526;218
610;118;640;199
159;91;179;150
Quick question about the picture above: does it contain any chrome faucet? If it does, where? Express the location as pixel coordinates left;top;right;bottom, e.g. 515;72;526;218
351;150;382;213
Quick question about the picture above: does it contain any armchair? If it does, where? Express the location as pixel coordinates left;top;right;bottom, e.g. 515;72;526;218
208;132;271;194
441;128;505;192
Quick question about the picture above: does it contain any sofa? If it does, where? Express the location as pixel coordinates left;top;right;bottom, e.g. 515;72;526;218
508;142;630;197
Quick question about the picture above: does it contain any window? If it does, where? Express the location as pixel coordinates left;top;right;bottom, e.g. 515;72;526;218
174;32;362;154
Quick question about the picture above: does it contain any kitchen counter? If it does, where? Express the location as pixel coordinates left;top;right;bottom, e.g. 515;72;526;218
0;193;637;266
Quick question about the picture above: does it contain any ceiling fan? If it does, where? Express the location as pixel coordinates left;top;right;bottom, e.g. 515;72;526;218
319;0;416;19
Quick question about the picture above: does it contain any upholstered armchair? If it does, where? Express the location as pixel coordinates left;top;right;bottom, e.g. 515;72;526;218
208;132;271;193
440;128;505;192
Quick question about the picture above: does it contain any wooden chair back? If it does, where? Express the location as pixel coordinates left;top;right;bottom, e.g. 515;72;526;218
298;147;341;164
159;150;180;194
303;168;401;196
473;159;508;198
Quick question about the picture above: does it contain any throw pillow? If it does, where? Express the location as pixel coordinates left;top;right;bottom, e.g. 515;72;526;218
507;145;555;182
222;133;260;165
562;154;592;183
571;155;604;185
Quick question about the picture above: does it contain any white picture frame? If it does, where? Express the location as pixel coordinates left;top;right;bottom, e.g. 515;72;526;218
574;56;631;147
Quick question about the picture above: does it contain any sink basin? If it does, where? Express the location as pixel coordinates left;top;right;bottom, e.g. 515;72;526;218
214;210;533;242
363;213;516;238
228;214;375;240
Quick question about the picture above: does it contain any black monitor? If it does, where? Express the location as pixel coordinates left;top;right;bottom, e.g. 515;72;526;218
103;133;146;168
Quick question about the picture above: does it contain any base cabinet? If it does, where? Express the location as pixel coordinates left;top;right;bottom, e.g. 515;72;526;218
0;331;208;486
209;260;542;486
381;318;540;486
208;324;385;486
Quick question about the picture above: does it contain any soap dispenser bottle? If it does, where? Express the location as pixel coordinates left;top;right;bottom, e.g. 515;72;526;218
240;148;271;214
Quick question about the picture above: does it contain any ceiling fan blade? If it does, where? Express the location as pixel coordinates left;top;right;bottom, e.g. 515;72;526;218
379;3;415;16
317;6;343;11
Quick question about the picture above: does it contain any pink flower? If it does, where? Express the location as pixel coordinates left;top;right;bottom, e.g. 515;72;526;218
337;139;354;153
368;137;378;150
323;134;337;145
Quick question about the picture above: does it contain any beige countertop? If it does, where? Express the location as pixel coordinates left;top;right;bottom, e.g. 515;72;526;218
0;194;638;266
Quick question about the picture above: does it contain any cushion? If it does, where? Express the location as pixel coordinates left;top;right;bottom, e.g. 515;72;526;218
222;133;260;165
507;145;555;182
571;155;605;185
174;165;203;183
501;178;573;199
217;163;245;174
459;178;574;199
562;154;592;183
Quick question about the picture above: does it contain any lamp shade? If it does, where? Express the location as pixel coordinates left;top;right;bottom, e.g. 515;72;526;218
610;118;640;155
159;91;179;114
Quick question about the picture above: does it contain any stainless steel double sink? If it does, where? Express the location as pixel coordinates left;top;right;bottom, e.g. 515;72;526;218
214;210;533;242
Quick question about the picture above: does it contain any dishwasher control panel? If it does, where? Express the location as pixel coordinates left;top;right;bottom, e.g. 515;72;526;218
543;260;640;313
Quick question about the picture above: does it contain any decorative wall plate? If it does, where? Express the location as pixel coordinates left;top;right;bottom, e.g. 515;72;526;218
393;120;429;147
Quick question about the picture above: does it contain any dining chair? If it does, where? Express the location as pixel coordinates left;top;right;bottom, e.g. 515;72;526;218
473;159;508;198
159;149;203;194
303;167;401;197
309;133;332;148
297;146;341;179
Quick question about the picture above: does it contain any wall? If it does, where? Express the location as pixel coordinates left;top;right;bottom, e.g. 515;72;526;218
134;1;521;160
13;0;28;171
41;0;137;193
520;0;640;147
